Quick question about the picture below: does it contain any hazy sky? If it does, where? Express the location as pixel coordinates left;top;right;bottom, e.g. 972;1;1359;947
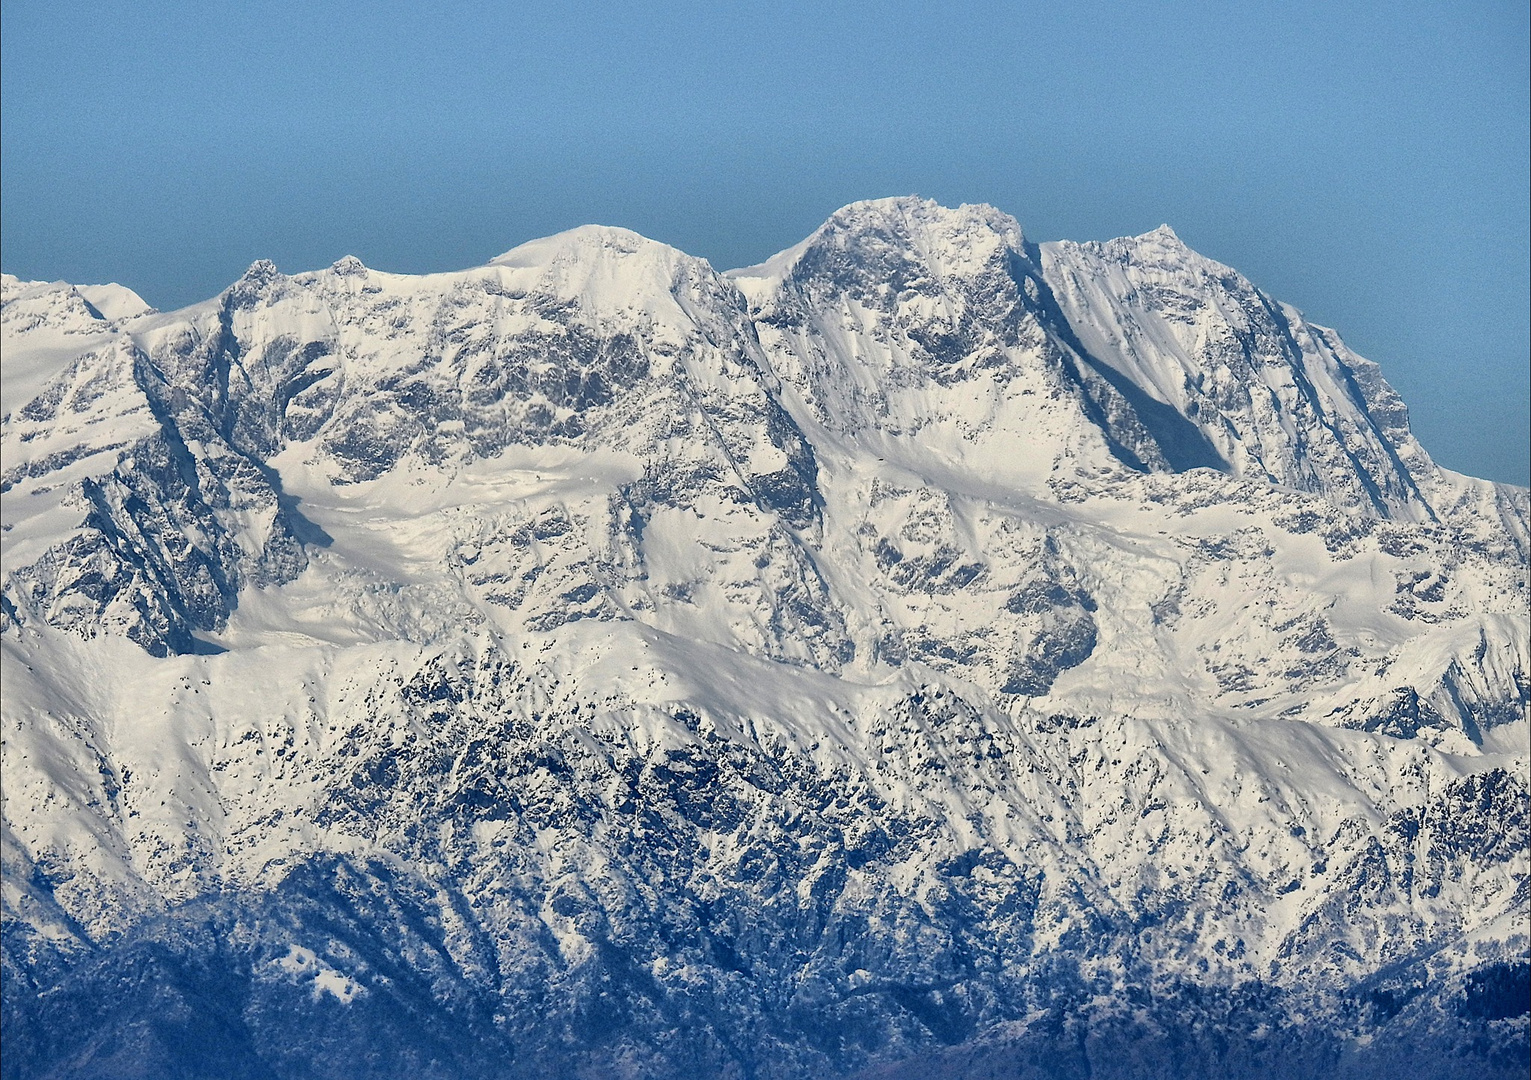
3;1;1527;483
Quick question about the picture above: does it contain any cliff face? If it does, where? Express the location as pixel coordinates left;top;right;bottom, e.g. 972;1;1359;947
2;199;1526;1079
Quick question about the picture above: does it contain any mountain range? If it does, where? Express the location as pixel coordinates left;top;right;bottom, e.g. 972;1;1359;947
2;197;1526;1079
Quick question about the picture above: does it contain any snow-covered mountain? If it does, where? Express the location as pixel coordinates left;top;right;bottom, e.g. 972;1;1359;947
2;198;1526;1080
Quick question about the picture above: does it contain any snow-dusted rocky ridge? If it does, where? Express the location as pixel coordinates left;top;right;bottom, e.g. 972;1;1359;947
2;198;1526;1079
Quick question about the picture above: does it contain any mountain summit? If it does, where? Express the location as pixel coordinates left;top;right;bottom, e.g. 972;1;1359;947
2;200;1526;1079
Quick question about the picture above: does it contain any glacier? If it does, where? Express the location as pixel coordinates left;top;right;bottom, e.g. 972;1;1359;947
1;197;1526;1079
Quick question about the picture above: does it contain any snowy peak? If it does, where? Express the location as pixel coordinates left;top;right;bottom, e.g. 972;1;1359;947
76;282;154;323
2;219;832;657
736;197;1247;488
733;197;1026;289
1122;222;1194;258
1037;228;1443;519
2;273;153;327
731;197;1456;520
1;274;155;421
488;223;731;335
490;222;686;269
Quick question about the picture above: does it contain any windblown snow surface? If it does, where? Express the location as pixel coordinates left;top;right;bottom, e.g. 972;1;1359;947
1;198;1527;1079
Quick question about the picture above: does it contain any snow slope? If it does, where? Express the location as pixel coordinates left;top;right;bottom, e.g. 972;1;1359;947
2;200;1526;1080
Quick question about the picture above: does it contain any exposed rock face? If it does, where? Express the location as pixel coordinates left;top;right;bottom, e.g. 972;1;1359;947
1;201;1526;1079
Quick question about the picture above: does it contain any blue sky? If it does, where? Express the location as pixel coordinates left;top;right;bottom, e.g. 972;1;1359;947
3;1;1527;483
